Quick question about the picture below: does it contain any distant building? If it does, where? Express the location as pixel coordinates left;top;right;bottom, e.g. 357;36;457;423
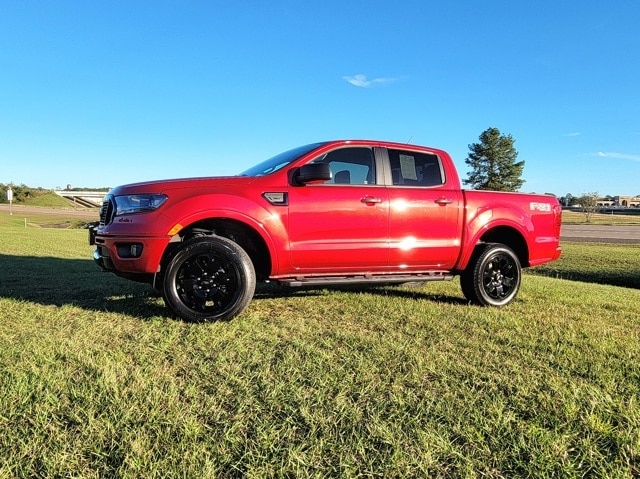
596;196;640;207
617;196;640;207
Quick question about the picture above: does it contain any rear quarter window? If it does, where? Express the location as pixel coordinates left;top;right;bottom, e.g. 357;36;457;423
388;149;444;187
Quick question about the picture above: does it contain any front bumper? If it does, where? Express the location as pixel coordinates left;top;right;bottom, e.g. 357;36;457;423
90;229;171;274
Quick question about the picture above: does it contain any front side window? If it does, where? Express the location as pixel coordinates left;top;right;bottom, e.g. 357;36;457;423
388;149;444;187
311;147;376;185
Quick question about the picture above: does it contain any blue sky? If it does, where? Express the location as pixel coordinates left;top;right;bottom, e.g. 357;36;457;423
1;0;639;196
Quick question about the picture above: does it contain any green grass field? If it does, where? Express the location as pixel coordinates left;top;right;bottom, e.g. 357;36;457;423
562;210;640;225
0;214;638;477
530;242;640;289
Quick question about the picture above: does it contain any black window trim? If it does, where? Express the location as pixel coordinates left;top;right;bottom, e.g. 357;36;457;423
379;147;446;188
307;146;383;187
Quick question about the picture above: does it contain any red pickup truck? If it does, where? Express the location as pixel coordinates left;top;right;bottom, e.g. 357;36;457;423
90;140;562;321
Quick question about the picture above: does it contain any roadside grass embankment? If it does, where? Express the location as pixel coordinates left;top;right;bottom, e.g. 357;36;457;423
0;214;638;477
1;191;90;209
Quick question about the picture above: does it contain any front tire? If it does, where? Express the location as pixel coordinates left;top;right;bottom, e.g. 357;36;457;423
460;243;521;307
162;236;256;321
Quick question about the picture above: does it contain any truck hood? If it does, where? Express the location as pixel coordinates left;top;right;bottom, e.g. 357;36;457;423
108;176;257;196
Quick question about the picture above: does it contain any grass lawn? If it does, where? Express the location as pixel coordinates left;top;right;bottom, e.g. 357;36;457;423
0;215;638;477
0;205;98;230
529;242;640;289
562;210;640;225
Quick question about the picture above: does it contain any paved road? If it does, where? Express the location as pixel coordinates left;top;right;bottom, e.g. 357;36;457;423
561;224;640;244
0;204;99;220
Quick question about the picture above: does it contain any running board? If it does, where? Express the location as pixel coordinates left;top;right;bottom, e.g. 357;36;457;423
278;272;454;288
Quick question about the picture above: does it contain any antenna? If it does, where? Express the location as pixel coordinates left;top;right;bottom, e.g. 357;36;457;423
406;136;413;144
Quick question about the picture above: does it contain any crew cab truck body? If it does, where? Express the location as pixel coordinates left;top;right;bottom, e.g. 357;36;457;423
90;140;562;321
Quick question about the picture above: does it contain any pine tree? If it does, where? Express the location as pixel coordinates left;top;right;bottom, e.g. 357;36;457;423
464;127;525;191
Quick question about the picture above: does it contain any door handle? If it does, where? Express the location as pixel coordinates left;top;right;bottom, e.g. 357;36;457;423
434;197;453;205
361;196;382;204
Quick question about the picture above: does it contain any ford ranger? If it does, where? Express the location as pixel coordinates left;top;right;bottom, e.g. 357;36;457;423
90;140;562;321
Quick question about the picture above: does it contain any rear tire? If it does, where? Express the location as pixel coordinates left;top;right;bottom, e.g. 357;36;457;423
162;236;256;321
460;243;521;306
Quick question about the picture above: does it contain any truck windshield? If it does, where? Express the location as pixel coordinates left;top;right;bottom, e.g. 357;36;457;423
239;142;327;177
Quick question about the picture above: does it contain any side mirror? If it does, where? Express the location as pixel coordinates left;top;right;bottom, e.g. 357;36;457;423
293;163;332;185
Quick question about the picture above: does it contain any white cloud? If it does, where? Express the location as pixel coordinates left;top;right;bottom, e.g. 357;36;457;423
563;132;582;137
597;152;640;163
343;74;396;88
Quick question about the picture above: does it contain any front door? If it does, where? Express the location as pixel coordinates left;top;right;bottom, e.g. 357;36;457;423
288;146;389;272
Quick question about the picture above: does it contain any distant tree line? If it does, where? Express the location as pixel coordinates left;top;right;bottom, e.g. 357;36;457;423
559;192;640;223
560;193;602;207
1;183;110;203
559;193;640;207
0;183;50;203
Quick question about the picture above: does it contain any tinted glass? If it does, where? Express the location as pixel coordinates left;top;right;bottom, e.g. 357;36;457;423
239;142;327;177
311;147;376;185
388;149;444;187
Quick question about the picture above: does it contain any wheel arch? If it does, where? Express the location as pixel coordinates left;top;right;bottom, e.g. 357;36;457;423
162;217;273;281
458;223;530;271
479;226;529;268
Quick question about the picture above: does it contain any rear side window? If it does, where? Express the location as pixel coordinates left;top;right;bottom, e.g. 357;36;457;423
311;147;376;185
388;149;444;187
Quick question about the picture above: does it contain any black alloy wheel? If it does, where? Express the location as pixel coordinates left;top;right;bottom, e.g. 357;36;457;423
162;236;256;321
460;243;521;307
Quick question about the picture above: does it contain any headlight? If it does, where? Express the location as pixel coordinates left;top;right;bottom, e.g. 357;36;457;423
114;194;168;216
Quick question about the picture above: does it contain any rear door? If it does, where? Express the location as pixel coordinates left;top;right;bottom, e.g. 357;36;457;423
384;147;464;269
287;146;390;271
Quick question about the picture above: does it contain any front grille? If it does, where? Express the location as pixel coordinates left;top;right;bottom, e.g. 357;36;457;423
99;196;115;226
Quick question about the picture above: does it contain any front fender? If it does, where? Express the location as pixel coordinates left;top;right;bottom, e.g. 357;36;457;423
160;194;287;273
